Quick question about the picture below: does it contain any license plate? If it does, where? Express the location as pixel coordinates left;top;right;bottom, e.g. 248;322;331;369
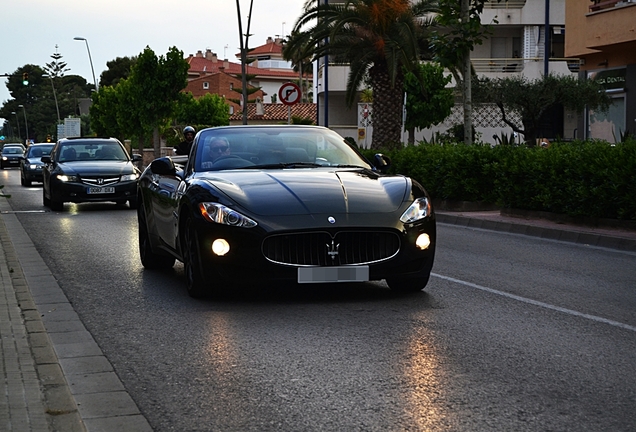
87;186;115;194
298;266;369;283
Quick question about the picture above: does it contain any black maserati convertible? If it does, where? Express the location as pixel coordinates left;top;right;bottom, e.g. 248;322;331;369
137;125;436;298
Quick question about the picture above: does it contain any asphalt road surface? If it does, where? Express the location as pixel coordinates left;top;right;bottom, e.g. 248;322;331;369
2;167;635;431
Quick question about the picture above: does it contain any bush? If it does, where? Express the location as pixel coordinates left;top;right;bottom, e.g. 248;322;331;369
361;139;636;220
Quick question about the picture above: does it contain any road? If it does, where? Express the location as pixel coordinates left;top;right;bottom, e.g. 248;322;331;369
2;167;636;431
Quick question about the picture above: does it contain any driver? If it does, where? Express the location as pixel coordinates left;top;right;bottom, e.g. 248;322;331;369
201;138;231;169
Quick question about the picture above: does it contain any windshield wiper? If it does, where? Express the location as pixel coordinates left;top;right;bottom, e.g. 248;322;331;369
244;162;323;169
332;164;367;169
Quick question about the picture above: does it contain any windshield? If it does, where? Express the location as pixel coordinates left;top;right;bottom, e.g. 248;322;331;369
193;127;371;172
57;142;128;162
26;145;53;158
2;147;23;155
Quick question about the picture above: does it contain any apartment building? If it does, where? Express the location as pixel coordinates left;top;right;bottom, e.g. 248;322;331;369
314;0;579;146
565;0;636;142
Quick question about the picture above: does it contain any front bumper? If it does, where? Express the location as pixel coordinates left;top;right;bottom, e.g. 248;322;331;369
52;179;138;203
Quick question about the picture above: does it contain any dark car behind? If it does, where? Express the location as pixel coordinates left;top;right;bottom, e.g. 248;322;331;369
20;143;54;186
42;137;142;211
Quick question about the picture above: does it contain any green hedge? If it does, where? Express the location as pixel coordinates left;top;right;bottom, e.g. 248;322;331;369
360;139;636;221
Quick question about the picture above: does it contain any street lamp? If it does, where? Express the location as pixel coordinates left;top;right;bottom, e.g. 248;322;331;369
74;36;98;91
43;74;61;123
11;111;21;141
18;105;29;143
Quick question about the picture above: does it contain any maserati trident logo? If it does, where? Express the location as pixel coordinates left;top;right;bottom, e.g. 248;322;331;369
328;216;336;224
326;239;340;261
97;178;104;185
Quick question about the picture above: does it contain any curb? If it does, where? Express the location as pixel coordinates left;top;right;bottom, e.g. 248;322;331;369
436;212;636;252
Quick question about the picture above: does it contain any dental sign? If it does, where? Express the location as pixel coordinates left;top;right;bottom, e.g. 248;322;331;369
589;68;626;91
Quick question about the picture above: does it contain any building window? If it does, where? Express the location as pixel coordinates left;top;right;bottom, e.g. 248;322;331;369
229;83;233;90
203;82;209;89
229;106;234;115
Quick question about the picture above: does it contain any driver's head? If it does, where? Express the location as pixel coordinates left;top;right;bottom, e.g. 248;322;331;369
207;138;230;162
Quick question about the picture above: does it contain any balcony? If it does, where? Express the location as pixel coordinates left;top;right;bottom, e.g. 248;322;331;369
472;58;580;75
484;0;525;8
590;0;636;12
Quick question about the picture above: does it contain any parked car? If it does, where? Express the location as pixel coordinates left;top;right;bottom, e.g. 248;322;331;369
1;145;25;169
137;125;436;298
41;137;142;211
20;143;54;186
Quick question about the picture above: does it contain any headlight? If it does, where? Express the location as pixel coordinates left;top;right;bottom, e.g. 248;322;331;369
57;174;79;182
120;173;139;181
400;197;432;224
1;157;7;161
28;164;39;169
199;202;257;227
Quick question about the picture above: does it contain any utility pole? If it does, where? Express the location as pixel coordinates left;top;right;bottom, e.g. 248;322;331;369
461;0;472;145
236;0;254;125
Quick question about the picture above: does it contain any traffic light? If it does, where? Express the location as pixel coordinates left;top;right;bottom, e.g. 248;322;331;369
22;72;29;86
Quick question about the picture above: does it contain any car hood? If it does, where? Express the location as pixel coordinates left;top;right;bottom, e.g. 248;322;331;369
57;161;135;176
26;157;44;165
198;169;409;216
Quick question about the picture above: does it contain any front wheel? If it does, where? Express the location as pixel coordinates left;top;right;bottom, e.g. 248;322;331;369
184;217;208;298
138;206;175;270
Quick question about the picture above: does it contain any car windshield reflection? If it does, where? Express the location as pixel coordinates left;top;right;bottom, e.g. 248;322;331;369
57;143;128;162
194;127;371;172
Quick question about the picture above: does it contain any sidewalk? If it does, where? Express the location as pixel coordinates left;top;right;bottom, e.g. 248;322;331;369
1;206;635;432
0;198;152;432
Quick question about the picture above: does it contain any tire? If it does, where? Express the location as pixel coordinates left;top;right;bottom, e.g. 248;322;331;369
184;216;208;298
49;186;64;212
386;274;431;293
138;205;175;270
42;187;51;208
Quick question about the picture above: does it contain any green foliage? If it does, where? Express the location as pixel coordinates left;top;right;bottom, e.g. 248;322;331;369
175;93;229;127
360;139;636;220
291;115;314;125
404;62;453;137
473;74;613;145
100;56;137;88
289;0;439;148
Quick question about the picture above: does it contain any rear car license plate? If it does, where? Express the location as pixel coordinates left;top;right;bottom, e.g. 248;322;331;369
87;186;115;194
298;266;369;283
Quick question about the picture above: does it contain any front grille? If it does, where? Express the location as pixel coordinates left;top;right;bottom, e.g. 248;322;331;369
81;176;120;186
263;230;400;266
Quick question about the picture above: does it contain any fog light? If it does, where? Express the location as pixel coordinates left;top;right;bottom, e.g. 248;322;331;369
415;233;431;250
211;239;230;256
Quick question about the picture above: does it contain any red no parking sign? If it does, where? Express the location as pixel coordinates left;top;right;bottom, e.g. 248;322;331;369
278;82;301;106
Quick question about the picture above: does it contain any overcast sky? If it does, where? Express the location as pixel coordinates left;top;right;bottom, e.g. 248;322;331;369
1;0;307;122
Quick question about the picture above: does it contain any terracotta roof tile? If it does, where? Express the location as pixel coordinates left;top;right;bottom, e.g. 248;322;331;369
230;103;317;123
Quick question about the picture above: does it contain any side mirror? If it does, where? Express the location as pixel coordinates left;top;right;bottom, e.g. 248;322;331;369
149;157;176;176
373;153;391;174
131;154;143;162
41;156;52;164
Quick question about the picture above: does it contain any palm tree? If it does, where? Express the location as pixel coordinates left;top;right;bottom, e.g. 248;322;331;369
289;0;438;149
283;30;314;103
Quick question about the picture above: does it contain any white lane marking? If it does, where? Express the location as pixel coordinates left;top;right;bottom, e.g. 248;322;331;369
432;273;636;333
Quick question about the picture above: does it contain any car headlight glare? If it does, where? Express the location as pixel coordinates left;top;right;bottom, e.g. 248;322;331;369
199;203;257;227
29;164;39;169
121;173;139;181
57;174;78;182
400;197;432;224
211;239;230;256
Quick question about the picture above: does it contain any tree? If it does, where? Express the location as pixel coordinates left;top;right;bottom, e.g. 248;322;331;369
473;74;613;145
282;30;314;103
431;0;500;145
44;46;70;79
126;46;189;156
175;93;230;127
100;56;137;88
289;0;438;150
404;62;453;145
0;65;92;141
